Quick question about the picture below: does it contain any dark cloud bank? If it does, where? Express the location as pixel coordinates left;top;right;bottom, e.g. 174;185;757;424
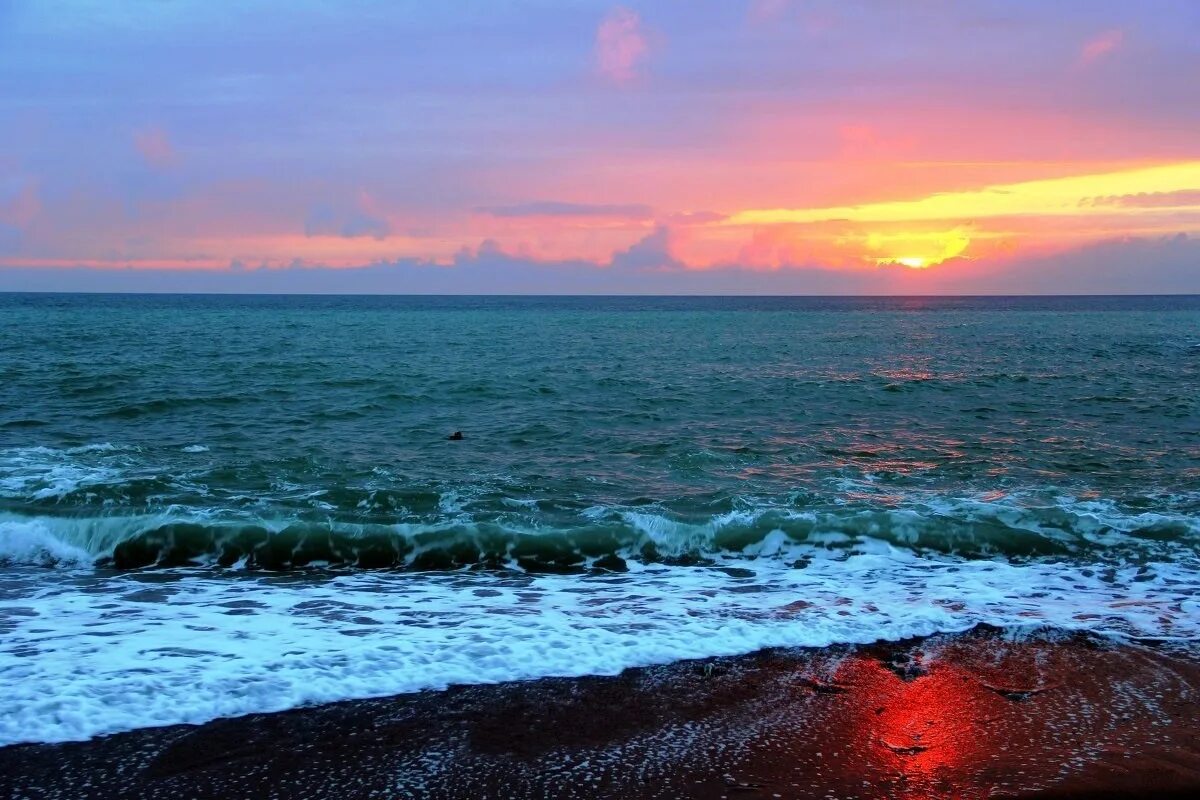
1;234;1196;295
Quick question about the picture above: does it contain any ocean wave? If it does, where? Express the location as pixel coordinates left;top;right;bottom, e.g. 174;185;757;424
0;518;93;567
1;447;1197;576
0;493;1195;573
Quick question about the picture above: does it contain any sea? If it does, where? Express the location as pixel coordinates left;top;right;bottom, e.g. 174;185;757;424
1;293;1198;747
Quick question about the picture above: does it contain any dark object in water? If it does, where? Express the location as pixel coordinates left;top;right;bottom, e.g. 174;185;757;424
447;431;464;441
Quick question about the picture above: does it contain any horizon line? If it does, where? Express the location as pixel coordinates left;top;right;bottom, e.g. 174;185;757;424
3;291;1199;299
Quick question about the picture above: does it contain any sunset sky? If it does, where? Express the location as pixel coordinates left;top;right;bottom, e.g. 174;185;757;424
1;0;1198;293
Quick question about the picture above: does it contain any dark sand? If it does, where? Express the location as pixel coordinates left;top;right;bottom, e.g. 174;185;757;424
3;626;1198;800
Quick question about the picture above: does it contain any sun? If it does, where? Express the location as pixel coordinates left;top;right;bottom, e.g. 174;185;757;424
873;255;932;269
865;227;973;270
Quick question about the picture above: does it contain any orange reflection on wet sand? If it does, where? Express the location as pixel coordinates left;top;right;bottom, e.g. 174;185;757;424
832;654;1004;794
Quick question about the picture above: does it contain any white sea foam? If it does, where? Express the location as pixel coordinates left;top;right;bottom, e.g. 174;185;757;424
181;444;210;453
0;445;133;501
0;519;92;567
1;540;1197;746
65;443;135;454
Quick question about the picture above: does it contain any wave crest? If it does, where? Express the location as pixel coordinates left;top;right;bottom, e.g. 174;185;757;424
1;495;1194;573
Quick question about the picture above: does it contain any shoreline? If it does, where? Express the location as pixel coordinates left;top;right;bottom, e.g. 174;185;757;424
4;626;1198;799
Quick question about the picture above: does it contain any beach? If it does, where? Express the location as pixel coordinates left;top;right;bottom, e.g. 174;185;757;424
3;626;1197;799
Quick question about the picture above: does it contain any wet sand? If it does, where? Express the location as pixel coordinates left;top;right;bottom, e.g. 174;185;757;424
3;626;1198;800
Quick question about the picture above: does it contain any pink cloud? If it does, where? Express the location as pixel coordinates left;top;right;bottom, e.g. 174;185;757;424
748;0;789;24
0;179;40;228
1078;29;1124;67
133;126;179;169
478;201;655;220
304;190;392;240
595;6;648;84
838;124;918;160
747;1;835;33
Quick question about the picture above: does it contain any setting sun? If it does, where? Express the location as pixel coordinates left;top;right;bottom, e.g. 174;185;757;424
859;227;973;269
886;256;931;269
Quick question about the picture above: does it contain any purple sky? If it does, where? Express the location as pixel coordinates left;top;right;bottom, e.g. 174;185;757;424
1;0;1198;293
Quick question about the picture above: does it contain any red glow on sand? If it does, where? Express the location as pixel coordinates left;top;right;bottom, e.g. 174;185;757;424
833;656;999;787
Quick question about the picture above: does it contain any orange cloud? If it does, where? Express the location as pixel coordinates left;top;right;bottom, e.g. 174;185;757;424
595;7;648;84
705;222;987;272
705;162;1200;270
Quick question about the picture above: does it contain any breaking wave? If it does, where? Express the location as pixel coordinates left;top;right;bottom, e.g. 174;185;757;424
1;493;1196;573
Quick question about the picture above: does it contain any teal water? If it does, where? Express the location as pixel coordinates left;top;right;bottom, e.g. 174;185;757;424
1;294;1199;744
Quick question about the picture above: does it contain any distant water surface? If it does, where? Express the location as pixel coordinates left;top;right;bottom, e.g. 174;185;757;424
1;293;1198;745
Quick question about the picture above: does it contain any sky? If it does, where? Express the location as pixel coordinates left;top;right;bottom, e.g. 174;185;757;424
1;0;1198;294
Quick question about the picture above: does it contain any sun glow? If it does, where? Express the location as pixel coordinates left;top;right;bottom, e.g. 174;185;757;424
726;162;1200;227
886;256;930;269
860;227;972;269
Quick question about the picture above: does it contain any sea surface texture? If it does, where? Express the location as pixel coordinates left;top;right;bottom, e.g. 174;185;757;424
1;294;1198;745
